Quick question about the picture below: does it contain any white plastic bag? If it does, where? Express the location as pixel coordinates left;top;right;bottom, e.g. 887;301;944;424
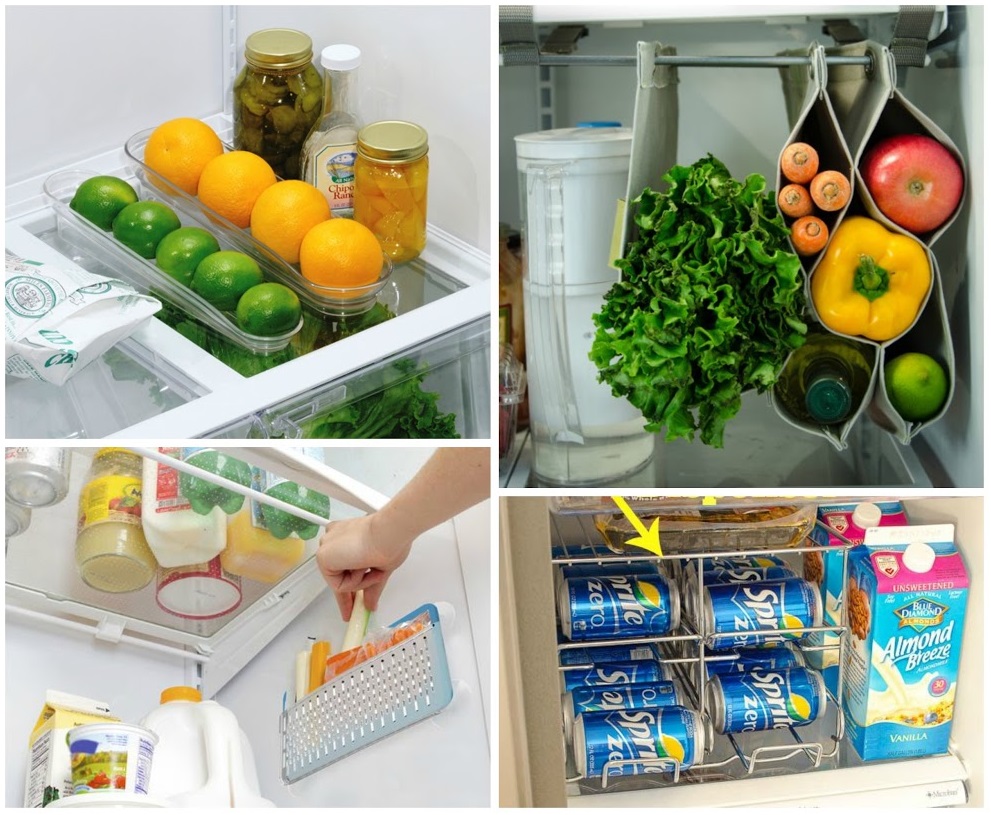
5;231;160;386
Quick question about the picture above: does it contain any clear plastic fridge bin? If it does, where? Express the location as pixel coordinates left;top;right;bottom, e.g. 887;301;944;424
261;318;490;439
123;128;397;317
43;169;303;354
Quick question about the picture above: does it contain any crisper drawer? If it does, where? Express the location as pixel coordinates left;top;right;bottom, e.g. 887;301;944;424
258;317;490;439
500;497;974;808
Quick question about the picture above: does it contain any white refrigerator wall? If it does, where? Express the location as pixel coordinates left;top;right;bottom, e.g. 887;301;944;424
498;8;983;487
4;447;492;808
5;4;491;254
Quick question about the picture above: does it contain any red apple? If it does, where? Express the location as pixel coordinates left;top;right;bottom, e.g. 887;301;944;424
861;134;963;234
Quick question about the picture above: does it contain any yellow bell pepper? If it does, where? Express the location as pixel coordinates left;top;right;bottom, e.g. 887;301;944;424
810;216;931;342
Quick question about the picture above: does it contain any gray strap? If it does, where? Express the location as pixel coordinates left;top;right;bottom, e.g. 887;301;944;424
500;5;539;67
891;6;936;67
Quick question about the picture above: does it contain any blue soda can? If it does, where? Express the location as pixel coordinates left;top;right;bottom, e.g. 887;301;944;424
558;573;680;642
680;556;790;590
556;560;660;595
682;565;797;621
696;645;804;684
560;659;670;693
559;644;659;666
705;667;827;734
703;579;822;649
573;706;705;778
563;681;684;745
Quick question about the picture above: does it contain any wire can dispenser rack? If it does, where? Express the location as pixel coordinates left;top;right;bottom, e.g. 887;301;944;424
550;509;857;792
280;603;454;784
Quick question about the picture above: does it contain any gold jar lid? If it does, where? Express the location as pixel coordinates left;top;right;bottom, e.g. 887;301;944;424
94;447;137;460
357;121;429;164
244;29;313;71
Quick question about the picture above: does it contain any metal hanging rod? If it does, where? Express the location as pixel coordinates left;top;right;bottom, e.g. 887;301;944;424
532;54;873;68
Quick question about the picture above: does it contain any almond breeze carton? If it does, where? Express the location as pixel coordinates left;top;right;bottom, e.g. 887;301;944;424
804;501;908;694
842;524;968;762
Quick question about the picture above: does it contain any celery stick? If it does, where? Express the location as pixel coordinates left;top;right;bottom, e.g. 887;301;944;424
342;590;370;650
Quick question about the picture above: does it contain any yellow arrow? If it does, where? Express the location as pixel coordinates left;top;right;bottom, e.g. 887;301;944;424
612;496;663;556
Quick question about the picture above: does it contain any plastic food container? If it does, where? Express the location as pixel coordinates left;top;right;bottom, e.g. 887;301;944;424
498;343;526;461
548;498;816;554
220;508;306;584
156;557;242;620
43;169;303;353
66;723;158;796
5;447;71;507
124;129;397;317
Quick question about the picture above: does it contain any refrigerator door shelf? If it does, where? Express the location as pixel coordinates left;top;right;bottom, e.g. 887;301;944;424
3;448;386;695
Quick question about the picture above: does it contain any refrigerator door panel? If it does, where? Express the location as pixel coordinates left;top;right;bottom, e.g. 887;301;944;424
499;496;983;808
216;515;491;807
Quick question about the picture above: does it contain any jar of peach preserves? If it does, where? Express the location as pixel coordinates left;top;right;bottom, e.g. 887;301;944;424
353;121;429;263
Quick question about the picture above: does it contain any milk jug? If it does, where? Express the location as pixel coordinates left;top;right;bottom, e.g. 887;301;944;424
140;686;274;807
515;127;653;485
142;449;227;568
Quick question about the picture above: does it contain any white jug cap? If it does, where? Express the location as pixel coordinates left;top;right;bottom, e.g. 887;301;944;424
903;542;936;573
515;127;632;160
852;502;883;529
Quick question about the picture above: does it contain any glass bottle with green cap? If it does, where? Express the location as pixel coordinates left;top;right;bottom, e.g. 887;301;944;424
233;28;323;179
353;120;429;263
774;329;874;426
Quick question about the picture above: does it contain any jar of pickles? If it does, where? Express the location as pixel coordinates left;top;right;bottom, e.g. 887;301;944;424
233;29;323;179
353;121;429;264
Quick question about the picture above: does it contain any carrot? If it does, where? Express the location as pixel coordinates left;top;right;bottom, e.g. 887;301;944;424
780;142;820;184
810;170;851;211
777;184;814;218
791;216;829;256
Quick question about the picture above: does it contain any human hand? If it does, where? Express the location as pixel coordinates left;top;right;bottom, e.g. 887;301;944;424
316;513;414;620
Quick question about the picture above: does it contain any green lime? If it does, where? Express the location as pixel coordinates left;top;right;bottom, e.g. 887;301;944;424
884;352;949;422
112;201;181;258
191;250;265;312
155;227;221;286
236;282;302;337
69;175;139;230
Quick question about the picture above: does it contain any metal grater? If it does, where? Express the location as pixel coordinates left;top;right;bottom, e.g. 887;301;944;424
280;603;454;784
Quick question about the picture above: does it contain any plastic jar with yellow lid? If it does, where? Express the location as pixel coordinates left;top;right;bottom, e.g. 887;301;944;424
353;120;429;263
75;448;157;593
233;28;323;179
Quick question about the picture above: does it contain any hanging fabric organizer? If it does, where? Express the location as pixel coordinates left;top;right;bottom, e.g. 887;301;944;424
778;40;964;446
529;26;965;453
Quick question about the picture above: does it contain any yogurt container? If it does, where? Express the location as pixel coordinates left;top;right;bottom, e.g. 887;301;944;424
66;723;158;796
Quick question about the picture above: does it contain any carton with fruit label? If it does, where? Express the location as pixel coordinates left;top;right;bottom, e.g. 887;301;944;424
841;524;968;762
23;690;119;807
804;501;908;694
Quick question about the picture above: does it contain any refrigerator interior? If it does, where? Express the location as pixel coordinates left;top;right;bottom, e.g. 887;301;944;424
498;5;982;487
499;495;983;807
5;5;492;439
5;447;491;807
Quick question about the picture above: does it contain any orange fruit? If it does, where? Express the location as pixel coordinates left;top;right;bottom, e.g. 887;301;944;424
250;180;331;264
144;118;224;196
298;219;384;294
197;151;278;229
